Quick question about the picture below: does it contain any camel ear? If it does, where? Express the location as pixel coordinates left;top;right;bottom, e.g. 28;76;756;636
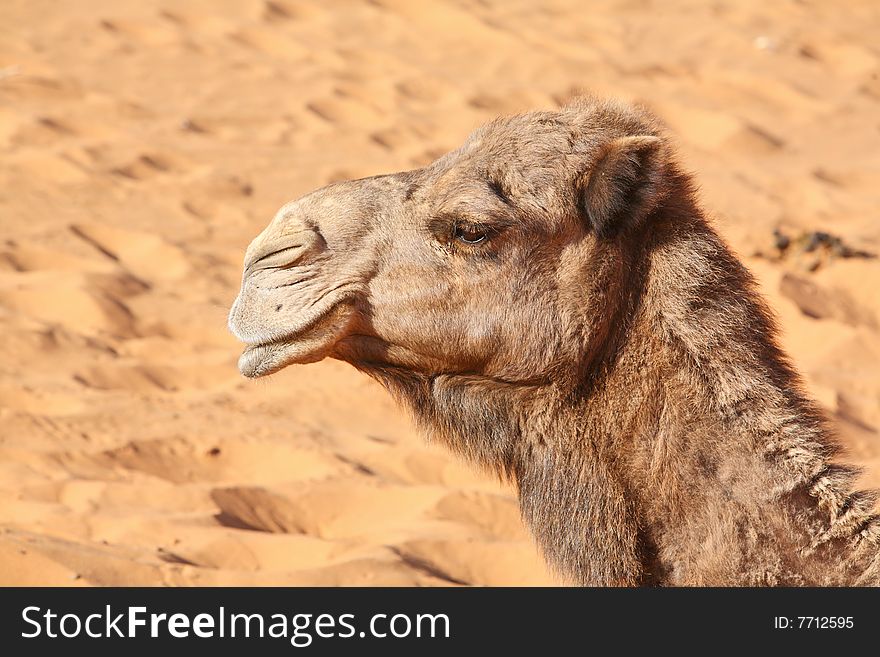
579;135;663;239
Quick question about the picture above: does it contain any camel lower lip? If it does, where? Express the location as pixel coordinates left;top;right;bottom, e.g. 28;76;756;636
237;305;356;378
238;340;327;378
239;341;289;378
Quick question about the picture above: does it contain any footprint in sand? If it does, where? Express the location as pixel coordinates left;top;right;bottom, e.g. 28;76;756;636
369;124;425;151
8;151;90;184
0;381;88;416
0;536;89;586
0;71;83;103
409;147;449;168
0;241;115;274
725;122;786;156
110;153;175;181
0;271;138;338
212;480;444;540
858;67;880;100
73;360;240;394
211;487;310;534
780;273;878;330
7;115;79;149
173;533;338;573
392;539;552;586
430;490;527;541
97;17;181;48
227;26;309;59
180;172;254;220
261;1;320;23
70;221;190;283
798;41;877;78
395;77;447;103
99;437;342;486
655;102;786;155
305;93;385;126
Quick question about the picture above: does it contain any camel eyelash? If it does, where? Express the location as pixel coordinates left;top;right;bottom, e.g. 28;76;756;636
453;219;494;242
429;215;507;251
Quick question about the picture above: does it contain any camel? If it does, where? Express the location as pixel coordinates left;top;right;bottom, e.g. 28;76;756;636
228;97;880;586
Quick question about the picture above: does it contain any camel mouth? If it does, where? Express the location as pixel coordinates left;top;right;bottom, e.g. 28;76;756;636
238;340;322;378
237;304;355;378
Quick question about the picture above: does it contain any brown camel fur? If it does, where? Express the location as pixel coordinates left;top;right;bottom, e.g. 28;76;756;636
228;97;880;586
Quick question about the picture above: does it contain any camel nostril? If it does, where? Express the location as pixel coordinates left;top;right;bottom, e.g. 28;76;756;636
244;227;326;277
245;243;310;277
252;244;302;267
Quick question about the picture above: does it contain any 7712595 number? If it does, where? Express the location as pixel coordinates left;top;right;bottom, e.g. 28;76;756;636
774;617;853;629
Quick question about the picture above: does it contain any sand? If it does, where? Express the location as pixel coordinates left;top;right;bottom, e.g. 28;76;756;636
0;0;878;586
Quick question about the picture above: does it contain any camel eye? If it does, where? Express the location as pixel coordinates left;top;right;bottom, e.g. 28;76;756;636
453;223;489;245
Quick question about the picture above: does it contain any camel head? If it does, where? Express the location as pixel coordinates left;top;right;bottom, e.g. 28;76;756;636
229;98;673;384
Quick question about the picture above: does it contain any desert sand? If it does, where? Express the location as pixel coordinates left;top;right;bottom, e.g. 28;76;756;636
0;0;878;586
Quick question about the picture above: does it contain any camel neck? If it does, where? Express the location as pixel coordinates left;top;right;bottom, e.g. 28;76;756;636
545;226;880;585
